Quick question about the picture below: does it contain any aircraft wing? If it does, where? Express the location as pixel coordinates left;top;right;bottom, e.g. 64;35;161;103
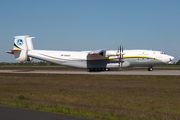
89;49;108;56
87;49;110;65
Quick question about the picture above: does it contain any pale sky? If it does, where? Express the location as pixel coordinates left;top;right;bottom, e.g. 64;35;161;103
1;0;179;63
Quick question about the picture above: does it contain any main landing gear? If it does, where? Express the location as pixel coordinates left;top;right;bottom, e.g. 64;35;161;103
148;67;153;71
89;68;110;72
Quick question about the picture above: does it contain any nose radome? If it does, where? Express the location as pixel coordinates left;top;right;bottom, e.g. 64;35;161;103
170;56;174;61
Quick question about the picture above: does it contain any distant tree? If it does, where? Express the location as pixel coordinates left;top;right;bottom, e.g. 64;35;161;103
38;61;48;66
19;62;24;65
49;62;57;65
176;60;180;65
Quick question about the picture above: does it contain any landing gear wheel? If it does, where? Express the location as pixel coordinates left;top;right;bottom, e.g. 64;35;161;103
106;68;110;71
148;67;153;71
89;68;95;72
97;68;102;71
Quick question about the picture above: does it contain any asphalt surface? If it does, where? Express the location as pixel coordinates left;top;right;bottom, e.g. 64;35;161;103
0;105;95;120
0;70;180;75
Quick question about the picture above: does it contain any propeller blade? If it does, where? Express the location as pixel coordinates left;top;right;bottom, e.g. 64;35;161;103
117;45;125;68
122;46;124;67
120;45;122;67
119;46;120;67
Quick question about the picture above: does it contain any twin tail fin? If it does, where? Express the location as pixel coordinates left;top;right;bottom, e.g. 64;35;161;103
6;35;35;61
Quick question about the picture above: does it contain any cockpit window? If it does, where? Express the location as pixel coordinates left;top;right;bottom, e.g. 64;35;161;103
160;52;166;54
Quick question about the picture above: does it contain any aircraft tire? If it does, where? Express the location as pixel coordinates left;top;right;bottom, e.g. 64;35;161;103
106;68;110;71
148;67;153;71
97;68;102;71
89;68;95;71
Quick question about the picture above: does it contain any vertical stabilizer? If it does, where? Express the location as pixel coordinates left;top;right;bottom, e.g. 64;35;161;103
26;37;35;50
6;35;33;61
13;35;29;51
13;35;29;61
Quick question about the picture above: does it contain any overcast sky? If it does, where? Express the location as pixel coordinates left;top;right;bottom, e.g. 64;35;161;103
1;0;179;63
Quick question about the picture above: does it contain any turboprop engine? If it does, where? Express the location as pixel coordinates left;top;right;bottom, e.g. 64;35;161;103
105;46;126;67
105;50;118;57
104;49;125;57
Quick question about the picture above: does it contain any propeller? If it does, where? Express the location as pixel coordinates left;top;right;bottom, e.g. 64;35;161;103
117;45;124;68
122;46;124;67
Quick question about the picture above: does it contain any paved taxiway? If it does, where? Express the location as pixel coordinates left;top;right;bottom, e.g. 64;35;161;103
0;105;94;120
0;70;180;75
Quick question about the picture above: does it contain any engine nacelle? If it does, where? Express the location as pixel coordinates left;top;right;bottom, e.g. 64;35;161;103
105;51;117;57
104;50;125;57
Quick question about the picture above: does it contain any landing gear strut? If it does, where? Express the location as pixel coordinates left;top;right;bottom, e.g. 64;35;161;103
148;67;153;71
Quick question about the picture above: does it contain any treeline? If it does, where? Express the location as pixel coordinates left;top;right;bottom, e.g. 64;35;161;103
174;60;180;65
0;61;59;66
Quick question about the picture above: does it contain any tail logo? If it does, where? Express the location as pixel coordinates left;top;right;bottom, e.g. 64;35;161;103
17;39;23;46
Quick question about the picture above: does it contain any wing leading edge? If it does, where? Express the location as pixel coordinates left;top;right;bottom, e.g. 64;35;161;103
89;49;108;56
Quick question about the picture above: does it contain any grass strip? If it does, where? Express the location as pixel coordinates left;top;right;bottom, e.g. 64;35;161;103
0;73;180;120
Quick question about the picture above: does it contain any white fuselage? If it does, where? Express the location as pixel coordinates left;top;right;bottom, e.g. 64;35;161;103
27;49;174;69
7;35;174;71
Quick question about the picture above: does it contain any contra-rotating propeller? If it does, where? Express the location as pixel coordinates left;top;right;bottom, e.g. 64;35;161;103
117;45;124;68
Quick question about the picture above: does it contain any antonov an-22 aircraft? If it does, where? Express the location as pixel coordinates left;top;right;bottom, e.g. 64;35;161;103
6;35;174;71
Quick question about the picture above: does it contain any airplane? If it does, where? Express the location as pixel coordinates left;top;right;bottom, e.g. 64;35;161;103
6;35;174;71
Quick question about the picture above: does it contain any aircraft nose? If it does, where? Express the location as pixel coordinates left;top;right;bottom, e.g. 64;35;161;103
169;56;174;61
168;56;174;64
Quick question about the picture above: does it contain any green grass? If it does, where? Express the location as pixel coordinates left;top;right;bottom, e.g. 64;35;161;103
0;73;180;120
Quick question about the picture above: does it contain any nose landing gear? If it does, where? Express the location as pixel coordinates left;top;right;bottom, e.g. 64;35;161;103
148;67;153;71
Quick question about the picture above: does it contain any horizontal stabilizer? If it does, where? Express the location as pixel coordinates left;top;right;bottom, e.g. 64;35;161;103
10;49;21;51
6;49;21;54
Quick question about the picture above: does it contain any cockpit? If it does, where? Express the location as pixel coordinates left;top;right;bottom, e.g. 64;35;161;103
160;52;166;54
